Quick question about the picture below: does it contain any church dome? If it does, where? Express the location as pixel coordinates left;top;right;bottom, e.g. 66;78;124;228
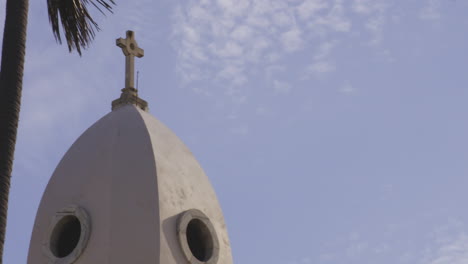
27;104;233;264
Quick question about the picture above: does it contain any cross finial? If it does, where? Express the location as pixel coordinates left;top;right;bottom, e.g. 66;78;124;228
116;30;144;89
112;30;148;112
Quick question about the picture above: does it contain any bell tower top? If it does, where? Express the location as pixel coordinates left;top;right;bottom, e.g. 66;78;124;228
27;105;234;264
112;30;148;112
27;30;233;264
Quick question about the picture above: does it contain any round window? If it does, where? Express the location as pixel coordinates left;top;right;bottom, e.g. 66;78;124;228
49;215;82;258
43;205;91;264
177;209;219;264
186;218;214;261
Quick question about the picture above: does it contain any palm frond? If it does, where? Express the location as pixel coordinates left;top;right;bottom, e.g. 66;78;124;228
47;0;115;55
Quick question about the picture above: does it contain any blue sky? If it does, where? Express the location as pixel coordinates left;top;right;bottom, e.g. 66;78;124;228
4;0;468;263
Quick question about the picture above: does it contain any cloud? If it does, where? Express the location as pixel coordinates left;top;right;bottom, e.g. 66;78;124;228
172;0;354;90
230;124;249;135
346;241;369;257
314;40;337;61
423;234;468;264
351;0;388;46
312;0;351;33
413;219;468;264
365;13;385;45
231;25;254;42
420;0;442;21
288;256;313;264
296;0;328;21
353;0;378;15
303;61;335;78
210;41;244;58
265;65;286;80
281;27;304;52
255;106;269;115
217;64;247;86
273;80;292;94
110;0;161;45
171;0;406;96
21;46;108;137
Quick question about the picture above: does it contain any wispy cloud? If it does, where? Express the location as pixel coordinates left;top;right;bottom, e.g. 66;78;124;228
255;106;269;116
302;39;337;79
230;124;249;135
273;79;292;94
420;0;442;21
352;0;384;15
281;27;304;53
311;0;351;33
340;82;356;94
172;0;355;93
423;234;468;264
173;0;446;98
296;0;328;21
313;40;337;61
352;0;388;46
303;61;336;79
288;256;312;264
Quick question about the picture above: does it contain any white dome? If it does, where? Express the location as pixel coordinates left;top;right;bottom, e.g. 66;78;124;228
27;105;233;264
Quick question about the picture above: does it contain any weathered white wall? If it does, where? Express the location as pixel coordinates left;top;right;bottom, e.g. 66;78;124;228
27;105;232;264
141;109;233;264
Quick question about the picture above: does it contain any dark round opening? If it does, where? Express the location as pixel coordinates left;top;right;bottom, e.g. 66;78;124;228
186;219;214;261
50;215;82;258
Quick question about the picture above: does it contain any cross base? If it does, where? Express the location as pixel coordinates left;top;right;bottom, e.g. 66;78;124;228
111;87;149;112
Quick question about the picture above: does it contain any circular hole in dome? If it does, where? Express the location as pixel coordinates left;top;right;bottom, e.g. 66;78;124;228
49;215;81;258
186;219;214;262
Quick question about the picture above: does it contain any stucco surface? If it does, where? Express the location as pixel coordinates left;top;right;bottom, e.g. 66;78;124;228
27;105;232;264
140;109;233;264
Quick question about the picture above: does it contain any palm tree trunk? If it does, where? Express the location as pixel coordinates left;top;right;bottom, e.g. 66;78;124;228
0;0;29;261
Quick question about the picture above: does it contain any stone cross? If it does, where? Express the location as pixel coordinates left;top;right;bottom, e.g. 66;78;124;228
116;30;144;89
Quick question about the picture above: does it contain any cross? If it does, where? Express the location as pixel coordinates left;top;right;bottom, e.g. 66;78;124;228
116;30;144;89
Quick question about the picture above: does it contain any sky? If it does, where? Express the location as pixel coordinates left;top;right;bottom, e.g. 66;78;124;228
3;0;468;263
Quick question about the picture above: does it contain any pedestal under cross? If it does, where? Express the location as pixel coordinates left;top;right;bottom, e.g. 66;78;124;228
116;30;144;89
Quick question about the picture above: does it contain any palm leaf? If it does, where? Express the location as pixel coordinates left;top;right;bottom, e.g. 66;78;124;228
47;0;115;55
